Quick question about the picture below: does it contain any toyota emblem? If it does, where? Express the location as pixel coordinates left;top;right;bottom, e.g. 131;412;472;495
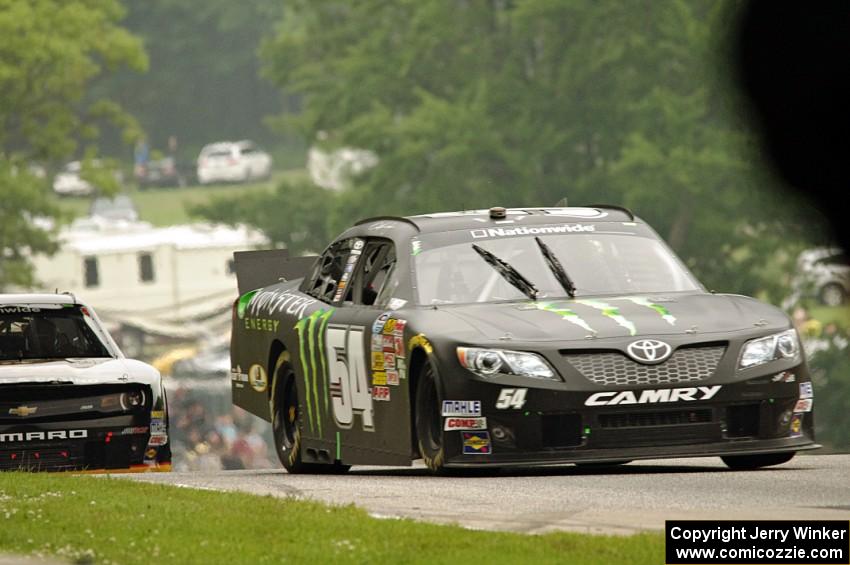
626;339;673;364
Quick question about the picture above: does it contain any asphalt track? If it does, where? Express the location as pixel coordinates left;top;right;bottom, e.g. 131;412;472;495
125;454;850;535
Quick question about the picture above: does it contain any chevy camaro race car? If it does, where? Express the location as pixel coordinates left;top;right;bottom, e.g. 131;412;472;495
230;206;817;473
0;294;170;472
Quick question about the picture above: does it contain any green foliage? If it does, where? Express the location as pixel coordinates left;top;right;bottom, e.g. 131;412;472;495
190;179;337;255
93;0;287;160
258;0;833;301
809;342;850;449
0;0;146;289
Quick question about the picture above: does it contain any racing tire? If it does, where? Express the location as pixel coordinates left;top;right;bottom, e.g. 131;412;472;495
415;360;447;474
721;452;795;470
820;283;846;307
272;359;349;474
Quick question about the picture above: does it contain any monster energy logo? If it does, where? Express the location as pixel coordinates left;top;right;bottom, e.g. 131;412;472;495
576;299;637;336
623;296;677;325
294;308;334;436
237;289;259;320
534;302;595;334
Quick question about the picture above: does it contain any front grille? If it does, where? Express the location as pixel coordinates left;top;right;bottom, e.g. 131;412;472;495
591;423;722;448
540;413;583;449
599;409;713;429
0;444;86;471
563;344;726;386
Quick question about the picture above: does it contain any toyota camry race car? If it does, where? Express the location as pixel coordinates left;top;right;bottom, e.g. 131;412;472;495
230;206;817;473
0;294;170;472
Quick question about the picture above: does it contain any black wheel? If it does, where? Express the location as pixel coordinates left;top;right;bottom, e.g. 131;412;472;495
415;360;447;474
820;283;846;306
721;452;795;470
272;357;349;474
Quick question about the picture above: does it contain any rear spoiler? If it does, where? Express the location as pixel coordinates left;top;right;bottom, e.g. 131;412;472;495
233;249;318;295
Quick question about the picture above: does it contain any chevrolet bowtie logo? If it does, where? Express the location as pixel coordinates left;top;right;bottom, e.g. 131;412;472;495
9;405;38;417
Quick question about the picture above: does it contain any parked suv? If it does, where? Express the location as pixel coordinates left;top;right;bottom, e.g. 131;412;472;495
196;141;272;185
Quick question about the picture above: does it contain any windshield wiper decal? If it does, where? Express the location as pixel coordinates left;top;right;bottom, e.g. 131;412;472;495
471;244;538;301
534;236;576;298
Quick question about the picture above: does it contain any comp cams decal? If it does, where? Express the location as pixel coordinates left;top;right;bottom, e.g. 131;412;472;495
444;417;487;431
585;385;721;406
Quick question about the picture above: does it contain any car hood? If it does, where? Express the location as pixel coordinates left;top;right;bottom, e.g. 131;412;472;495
0;358;160;387
440;292;789;343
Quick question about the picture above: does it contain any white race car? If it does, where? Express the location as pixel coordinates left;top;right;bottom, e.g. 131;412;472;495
0;293;170;472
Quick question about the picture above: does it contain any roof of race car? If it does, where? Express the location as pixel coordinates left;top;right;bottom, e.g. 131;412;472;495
0;293;80;306
355;206;638;234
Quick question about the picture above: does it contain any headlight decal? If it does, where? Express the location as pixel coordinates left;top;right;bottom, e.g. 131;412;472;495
456;347;557;379
739;329;800;370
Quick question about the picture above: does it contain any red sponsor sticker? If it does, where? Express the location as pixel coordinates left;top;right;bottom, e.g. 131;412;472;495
443;417;487;431
372;386;391;401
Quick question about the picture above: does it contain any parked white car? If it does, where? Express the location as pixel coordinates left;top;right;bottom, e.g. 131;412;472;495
791;247;849;306
196;141;272;185
52;161;94;196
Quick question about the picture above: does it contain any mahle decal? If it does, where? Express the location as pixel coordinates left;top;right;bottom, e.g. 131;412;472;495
294;308;335;435
576;299;636;336
533;302;595;334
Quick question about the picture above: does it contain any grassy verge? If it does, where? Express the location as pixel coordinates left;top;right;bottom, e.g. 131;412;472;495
51;169;308;227
0;473;663;565
808;305;850;330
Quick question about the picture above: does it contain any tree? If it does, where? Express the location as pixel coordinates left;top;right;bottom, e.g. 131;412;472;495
251;0;832;301
0;0;147;289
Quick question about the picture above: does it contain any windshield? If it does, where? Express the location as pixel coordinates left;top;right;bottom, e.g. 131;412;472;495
0;305;112;361
412;226;702;304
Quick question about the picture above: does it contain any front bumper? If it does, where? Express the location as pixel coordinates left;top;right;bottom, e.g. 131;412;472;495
438;367;817;467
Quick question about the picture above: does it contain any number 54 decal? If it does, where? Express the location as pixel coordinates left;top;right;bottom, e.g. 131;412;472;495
496;388;527;409
326;325;374;431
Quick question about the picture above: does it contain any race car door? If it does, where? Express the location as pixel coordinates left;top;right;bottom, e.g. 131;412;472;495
299;237;412;466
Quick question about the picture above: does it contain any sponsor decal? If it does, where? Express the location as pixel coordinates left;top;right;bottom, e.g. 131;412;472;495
121;426;149;435
371;351;385;371
576;299;636;336
246;289;317;320
150;419;167;435
372;371;387;386
145;448;158;459
382;335;395;351
294;308;336;435
382;318;397;335
789;414;804;437
373;312;391;334
371;334;384;352
393;319;407;336
444;417;487;431
353;239;365;250
243;317;281;333
9;405;38;417
394;336;405;356
533;302;595;334
346;255;359;265
0;306;42;313
387;298;407;310
772;371;796;383
623;296;677;326
248;364;268;393
462;431;492;454
470;224;595;239
148;434;168;446
151;411;165;419
411;240;423;256
496;388;527;409
386;370;399;386
383;352;395;367
794;398;813;413
372;385;390;401
585;385;722;406
442;400;482;417
0;430;88;443
545;208;608;218
799;382;813;400
236;290;259;320
368;221;396;231
626;339;673;364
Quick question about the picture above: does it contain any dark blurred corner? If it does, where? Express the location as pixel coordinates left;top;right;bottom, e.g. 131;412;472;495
734;0;850;254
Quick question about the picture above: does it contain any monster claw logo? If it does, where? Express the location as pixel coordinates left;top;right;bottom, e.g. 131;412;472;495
534;302;595;334
294;308;335;435
577;299;637;336
624;296;677;326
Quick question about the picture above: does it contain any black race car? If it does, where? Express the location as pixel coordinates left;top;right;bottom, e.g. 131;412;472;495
0;294;171;472
230;206;817;473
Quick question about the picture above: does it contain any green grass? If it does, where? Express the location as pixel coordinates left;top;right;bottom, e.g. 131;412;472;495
0;473;664;565
52;169;308;227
